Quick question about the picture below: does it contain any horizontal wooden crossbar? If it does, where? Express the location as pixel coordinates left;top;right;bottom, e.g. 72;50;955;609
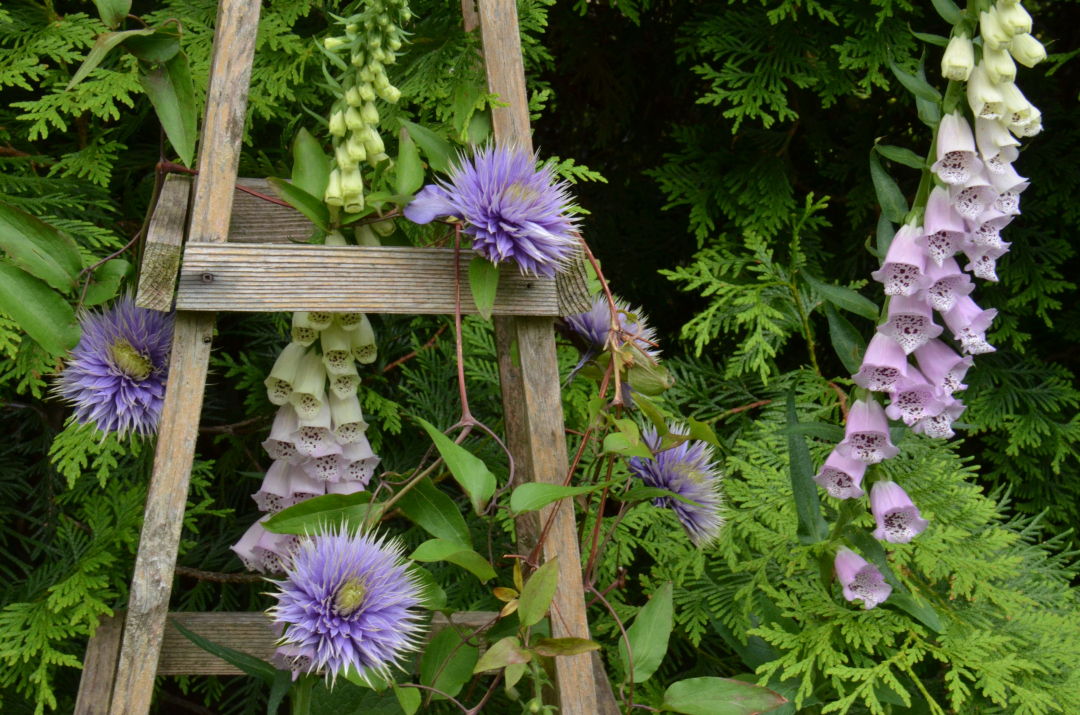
175;244;561;315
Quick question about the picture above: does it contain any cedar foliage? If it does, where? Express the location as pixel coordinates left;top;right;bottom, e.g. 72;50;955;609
1;0;1079;713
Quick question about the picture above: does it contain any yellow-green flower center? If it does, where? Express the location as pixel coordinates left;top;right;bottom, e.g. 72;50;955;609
109;339;153;380
502;181;538;204
334;577;368;616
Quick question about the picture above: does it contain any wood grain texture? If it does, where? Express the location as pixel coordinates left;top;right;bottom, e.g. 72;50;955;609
556;252;593;316
108;0;262;712
75;615;124;715
135;175;192;312
229;178;316;244
477;0;533;152
175;244;559;315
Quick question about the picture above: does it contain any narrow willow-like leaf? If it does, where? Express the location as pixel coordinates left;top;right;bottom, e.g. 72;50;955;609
869;151;909;223
786;384;829;545
825;302;867;376
618;582;673;684
803;272;879;321
661;677;787;714
139;53;198;167
874;144;927;171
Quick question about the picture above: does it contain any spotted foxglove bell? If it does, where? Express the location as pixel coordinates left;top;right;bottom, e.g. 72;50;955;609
931;113;981;186
813;450;867;499
870;223;928;296
877;295;944;355
870;480;929;543
836;399;900;464
834;547;892;610
853;333;910;392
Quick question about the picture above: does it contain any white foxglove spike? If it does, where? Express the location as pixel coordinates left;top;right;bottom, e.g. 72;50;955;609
361;101;380;125
351;315;378;364
1010;109;1042;138
941;32;974;81
359;82;376;102
345;85;363;107
320;323;355;375
335;144;357;173
967;64;1005;120
291;312;319;347
1010;33;1046;67
967;218;1011;254
305;311;333;331
303;454;342;482
970;207;1015;233
980;9;1013;50
995;1;1032;35
364;131;386;156
983;46;1017;84
931;113;982;185
975;117;1021;174
963;250;1002;282
335;312;366;331
326;479;366;496
919;186;968;266
264;342;309;406
289;349;328;420
878;295;944;354
329;110;347;137
339;439;380;484
329;392;369;444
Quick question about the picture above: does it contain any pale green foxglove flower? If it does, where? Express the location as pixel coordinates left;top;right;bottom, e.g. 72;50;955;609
345;107;365;131
351;51;366;67
1010;33;1046;67
320;323;354;375
364;131;385;156
995;1;1032;35
354;224;382;247
1010;109;1042;137
329;392;369;444
359;82;377;102
368;152;392;169
346;133;368;163
967;64;1005;120
289;350;328;420
324;168;344;207
265;343;309;406
335;313;366;331
330;361;360;399
291;312;320;346
345;85;364;107
351;316;377;364
372;219;396;237
324;36;346;50
361;101;380;125
329;110;347;137
359;65;376;83
980;9;1013;50
983;46;1017;84
998;82;1035;124
941;32;974;81
341;167;364;199
307;311;333;330
373;71;391;91
378;85;401;103
335;144;357;173
325;230;347;247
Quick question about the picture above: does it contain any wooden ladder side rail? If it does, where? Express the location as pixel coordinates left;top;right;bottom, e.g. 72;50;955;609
469;1;601;712
108;0;262;712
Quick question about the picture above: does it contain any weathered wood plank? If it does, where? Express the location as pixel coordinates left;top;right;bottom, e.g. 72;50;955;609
474;0;600;712
135;175;192;312
175;244;559;315
74;614;124;715
108;0;262;711
229;178;316;244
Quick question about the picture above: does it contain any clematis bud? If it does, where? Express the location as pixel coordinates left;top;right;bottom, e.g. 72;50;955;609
941;32;974;81
995;0;1032;35
351;315;378;363
330;392;368;444
262;405;304;464
984;46;1017;84
813;450;867;499
265;342;308;405
975;117;1020;174
918;186;967;266
914;339;974;396
1010;33;1046;67
871;223;928;296
291;312;319;347
980;9;1013;51
292;402;343;458
329;360;360;399
967;64;1006;120
950;173;998;222
289;349;328;420
834;547;892;610
853;333;911;392
912;396;966;438
877;295;944;355
885;370;947;426
324;169;344;207
998;82;1034;125
931;113;981;186
944;296;997;354
361;101;380;125
916;257;975;313
320;323;354;375
329;110;347;137
870;481;929;543
253;460;322;514
836;399;900;464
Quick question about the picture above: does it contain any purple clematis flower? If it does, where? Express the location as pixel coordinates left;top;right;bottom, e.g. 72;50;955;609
564;293;659;360
834;547;892;610
627;426;724;548
55;296;174;438
870;480;929;543
269;526;424;682
404;145;580;278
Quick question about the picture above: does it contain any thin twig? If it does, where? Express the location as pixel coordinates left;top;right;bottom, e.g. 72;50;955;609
173;566;264;584
704;399;773;425
827;382;850;420
198;414;271;435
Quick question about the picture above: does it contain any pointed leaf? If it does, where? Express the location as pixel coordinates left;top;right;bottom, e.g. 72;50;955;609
531;637;601;658
172;620;277;685
292;128;329;200
889;57;942;103
632;394;670;433
804;273;879;321
618;582;673;684
409;539;496;582
602;432;653;460
262;492;373;534
139;53;198;167
0;263;79;357
0;201;82;291
420;627;479;699
869;152;909;223
474;636;532;673
83;258;132;307
266;177;331;232
392;684;421;715
910;30;949;48
69;28;156;89
688;416;723;451
518;556;559;627
661;677;788;715
415;416;497;514
92;0;131;29
825;302;868;376
510;480;616;515
396;128;425;196
452;79;483;140
468;256;499;321
915;54;942;128
786;384;829;545
930;0;963;25
505;662;527;690
121;28;182;63
395;476;471;548
399;120;455;174
875;144;926;171
267;669;291;715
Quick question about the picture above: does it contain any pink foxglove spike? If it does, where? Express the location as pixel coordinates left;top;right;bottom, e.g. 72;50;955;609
944;296;998;354
917;257;975;313
853;333;911;392
912;396;967;439
885;370;948;426
919;186;968;266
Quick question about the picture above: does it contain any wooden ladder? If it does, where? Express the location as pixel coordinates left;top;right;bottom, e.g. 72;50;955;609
73;0;610;713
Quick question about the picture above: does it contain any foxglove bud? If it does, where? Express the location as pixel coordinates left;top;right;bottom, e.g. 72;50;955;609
373;71;391;91
292;402;343;458
359;82;377;102
813;450;867;499
944;296;997;354
912;396;966;439
870;481;929;543
914;339;973;396
364;131;386;156
325;230;347;247
289;350;328;420
345;107;365;131
931;112;981;186
998;82;1034;125
372;219;396;237
950;173;998;222
351;315;378;364
351;51;366;67
335;144;357;173
870;223;928;296
378;85;402;104
329;392;369;444
834;547;892;610
967;64;1005;120
324;169;344;207
265;342;309;405
995;0;1032;35
359;65;376;83
329;110;347;137
918;186;967;266
916;257;974;313
324;36;346;50
836;399;900;464
329;360;360;399
983;46;1017;84
291;312;319;346
975;117;1021;174
354;224;382;247
360;101;380;125
320;323;355;375
1010;33;1046;67
262;405;303;464
941;32;974;81
388;37;402;51
885;370;947;426
853;333;911;392
877;295;944;355
980;9;1013;50
345;133;368;163
345;85;363;107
